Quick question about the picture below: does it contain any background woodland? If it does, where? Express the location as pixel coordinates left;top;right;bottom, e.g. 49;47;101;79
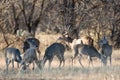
0;0;120;50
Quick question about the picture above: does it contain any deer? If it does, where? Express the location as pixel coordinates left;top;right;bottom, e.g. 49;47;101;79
56;32;94;51
71;43;107;67
23;37;41;59
20;40;40;70
20;48;38;70
99;36;112;65
4;47;22;72
37;43;65;69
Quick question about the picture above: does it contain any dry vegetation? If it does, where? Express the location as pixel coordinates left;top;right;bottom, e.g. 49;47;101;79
0;0;120;48
0;33;120;80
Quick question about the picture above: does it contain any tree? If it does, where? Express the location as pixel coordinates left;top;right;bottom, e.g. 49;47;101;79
0;0;120;49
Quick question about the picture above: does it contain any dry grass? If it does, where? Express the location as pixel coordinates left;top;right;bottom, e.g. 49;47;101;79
0;50;120;80
0;33;120;80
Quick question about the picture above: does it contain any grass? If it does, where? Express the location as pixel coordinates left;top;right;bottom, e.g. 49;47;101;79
0;50;120;80
0;65;120;80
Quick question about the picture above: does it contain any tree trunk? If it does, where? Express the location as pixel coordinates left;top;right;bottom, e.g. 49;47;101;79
62;0;78;39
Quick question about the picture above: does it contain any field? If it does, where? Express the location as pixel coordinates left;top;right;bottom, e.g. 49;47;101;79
0;33;120;80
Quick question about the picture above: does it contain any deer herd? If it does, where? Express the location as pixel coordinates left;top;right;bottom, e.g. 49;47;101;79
4;33;113;72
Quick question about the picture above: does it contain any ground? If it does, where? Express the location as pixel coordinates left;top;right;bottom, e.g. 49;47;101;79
0;50;120;80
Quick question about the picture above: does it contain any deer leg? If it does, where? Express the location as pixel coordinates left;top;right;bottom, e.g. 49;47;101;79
48;59;52;69
78;54;84;68
59;57;65;67
57;55;65;67
37;48;41;59
59;60;62;67
109;56;112;65
6;63;8;72
17;63;19;68
62;57;65;67
6;58;10;72
32;62;35;70
88;57;93;67
71;57;74;66
11;59;14;71
71;56;77;66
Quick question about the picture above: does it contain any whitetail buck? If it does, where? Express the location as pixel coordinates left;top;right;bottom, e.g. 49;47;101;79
37;43;65;69
4;47;22;71
57;34;94;51
99;36;112;65
72;43;107;67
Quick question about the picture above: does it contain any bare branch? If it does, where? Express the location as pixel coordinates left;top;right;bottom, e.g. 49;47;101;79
0;27;9;48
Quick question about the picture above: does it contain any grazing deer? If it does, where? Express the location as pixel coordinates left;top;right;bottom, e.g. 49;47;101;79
4;47;22;71
20;46;39;70
21;40;38;70
72;43;107;67
38;43;65;69
99;36;112;65
23;37;41;58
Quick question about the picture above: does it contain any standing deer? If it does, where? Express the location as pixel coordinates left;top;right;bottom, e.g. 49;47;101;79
38;43;65;69
20;40;40;70
23;37;41;58
4;47;22;71
99;36;112;65
72;43;107;67
57;34;94;51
